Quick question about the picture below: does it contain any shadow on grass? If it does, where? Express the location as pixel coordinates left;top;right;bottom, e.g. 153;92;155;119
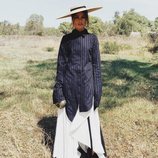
25;59;57;89
26;59;57;79
27;58;157;157
27;60;58;157
26;58;158;110
101;59;158;109
37;116;57;158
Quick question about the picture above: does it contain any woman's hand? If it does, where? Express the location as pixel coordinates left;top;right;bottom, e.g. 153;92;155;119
56;100;66;109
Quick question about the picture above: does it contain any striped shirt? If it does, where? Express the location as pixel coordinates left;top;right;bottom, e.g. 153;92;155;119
53;29;102;121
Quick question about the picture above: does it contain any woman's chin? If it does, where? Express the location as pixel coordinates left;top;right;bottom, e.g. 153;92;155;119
76;27;85;32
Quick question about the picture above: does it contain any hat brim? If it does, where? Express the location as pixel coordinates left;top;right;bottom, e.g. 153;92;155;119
57;7;102;19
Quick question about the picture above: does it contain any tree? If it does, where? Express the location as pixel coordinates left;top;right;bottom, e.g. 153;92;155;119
25;14;44;35
44;27;62;36
0;21;20;35
88;16;105;35
113;11;120;24
58;16;105;35
154;17;158;32
149;21;155;32
58;22;72;34
114;9;151;36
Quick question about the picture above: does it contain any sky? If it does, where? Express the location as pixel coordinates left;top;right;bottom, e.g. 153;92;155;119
0;0;158;28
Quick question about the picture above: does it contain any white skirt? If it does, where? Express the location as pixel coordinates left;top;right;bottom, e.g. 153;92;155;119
53;104;106;158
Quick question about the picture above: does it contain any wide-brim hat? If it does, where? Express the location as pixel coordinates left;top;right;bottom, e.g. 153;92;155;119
57;5;102;19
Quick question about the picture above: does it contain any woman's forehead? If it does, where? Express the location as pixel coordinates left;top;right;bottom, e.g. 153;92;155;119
73;11;85;16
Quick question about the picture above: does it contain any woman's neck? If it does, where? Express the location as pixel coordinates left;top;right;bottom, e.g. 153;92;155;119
75;28;85;32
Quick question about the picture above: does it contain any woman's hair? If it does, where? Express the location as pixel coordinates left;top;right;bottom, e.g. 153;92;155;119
71;11;89;26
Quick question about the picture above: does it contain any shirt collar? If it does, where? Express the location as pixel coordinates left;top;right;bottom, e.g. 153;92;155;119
72;29;88;36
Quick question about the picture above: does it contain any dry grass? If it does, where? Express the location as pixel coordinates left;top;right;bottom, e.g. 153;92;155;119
0;35;58;158
100;98;158;158
0;105;51;158
0;35;157;158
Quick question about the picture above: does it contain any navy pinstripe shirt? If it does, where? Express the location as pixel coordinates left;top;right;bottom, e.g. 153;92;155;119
53;29;102;121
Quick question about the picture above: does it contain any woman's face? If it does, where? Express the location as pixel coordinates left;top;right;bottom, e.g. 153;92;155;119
72;12;87;32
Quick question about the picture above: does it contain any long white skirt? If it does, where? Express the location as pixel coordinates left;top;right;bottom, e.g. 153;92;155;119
53;104;105;158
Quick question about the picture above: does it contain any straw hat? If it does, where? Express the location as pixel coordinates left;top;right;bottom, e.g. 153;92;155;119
57;5;102;19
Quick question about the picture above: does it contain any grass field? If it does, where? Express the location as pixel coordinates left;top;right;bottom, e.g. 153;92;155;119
0;35;158;158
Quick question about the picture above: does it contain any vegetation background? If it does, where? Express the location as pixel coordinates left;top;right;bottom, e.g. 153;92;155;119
0;10;158;158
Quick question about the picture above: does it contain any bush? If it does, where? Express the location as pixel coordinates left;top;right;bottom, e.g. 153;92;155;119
149;43;158;53
102;41;120;54
46;47;54;52
102;41;132;54
148;35;158;53
43;27;62;36
119;44;132;50
148;32;158;43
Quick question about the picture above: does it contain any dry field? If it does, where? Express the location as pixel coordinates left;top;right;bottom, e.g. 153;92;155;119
0;35;157;158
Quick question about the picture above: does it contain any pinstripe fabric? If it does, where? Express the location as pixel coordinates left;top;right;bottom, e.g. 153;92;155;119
53;29;102;121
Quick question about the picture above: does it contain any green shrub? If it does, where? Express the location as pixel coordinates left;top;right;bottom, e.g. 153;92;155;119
148;32;158;43
152;43;158;53
102;41;120;54
102;41;132;54
119;44;132;50
149;38;158;53
46;47;54;52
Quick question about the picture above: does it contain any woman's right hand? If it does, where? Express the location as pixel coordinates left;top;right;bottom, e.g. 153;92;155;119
55;100;66;109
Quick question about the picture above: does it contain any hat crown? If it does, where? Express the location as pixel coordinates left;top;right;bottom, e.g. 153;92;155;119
70;6;86;12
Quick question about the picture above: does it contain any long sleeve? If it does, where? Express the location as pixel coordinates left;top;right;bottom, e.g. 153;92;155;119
53;37;67;104
91;35;102;109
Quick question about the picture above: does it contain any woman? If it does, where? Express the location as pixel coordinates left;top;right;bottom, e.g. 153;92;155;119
53;5;107;158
